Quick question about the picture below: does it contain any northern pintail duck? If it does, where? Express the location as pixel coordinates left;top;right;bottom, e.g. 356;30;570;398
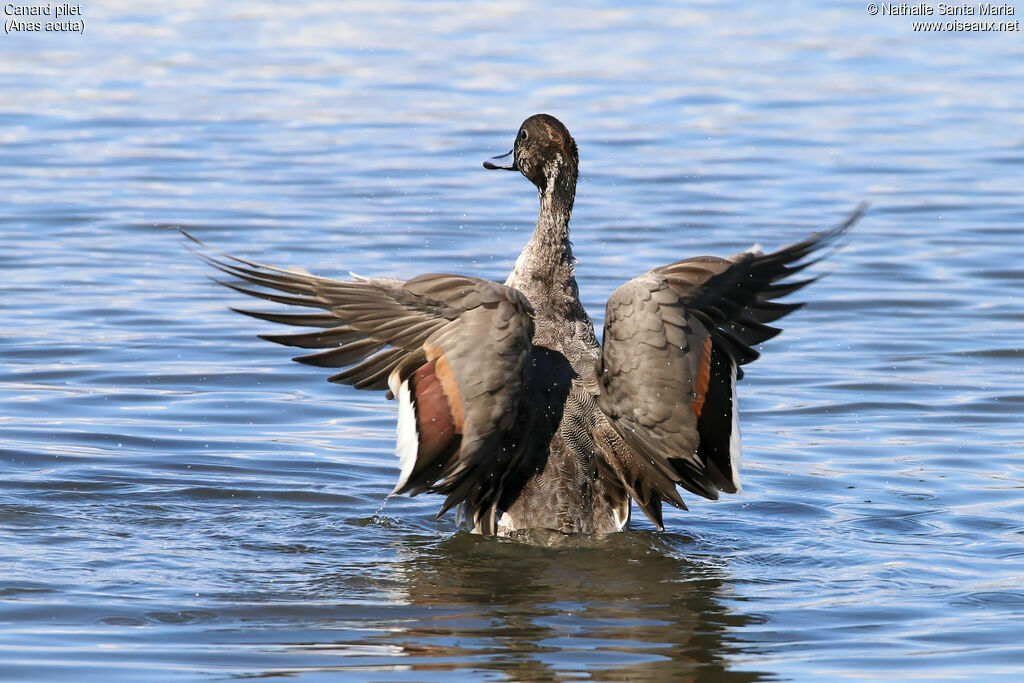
187;114;863;536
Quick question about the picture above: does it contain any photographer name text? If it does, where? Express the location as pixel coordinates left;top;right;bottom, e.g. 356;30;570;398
866;2;1020;30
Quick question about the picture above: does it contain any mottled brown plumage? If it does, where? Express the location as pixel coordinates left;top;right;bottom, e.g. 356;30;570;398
186;113;864;536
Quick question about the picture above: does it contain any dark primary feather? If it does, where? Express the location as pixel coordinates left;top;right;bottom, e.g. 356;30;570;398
656;203;863;377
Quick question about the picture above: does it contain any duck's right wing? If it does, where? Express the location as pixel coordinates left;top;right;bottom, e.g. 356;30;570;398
596;206;864;513
184;233;535;523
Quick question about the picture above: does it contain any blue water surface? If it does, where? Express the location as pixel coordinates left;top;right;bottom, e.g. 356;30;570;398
2;1;1023;680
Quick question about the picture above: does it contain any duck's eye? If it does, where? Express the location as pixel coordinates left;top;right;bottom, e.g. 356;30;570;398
519;129;528;141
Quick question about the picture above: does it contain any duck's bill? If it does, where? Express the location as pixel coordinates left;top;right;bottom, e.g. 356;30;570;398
483;150;516;170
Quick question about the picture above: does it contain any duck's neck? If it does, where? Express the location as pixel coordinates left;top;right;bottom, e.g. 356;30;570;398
506;174;579;308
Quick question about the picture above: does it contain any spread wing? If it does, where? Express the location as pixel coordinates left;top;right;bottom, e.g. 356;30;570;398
597;205;865;509
183;232;535;522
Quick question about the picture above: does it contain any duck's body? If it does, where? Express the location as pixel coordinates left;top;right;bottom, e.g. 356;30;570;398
189;114;863;536
491;118;619;534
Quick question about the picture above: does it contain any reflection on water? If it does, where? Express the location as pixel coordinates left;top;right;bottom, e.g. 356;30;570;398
3;0;1024;680
227;531;766;681
387;534;756;681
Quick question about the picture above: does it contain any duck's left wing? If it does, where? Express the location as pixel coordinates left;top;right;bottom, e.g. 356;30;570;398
596;206;864;506
183;232;536;527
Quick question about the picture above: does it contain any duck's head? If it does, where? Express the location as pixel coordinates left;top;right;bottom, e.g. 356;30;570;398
484;114;578;193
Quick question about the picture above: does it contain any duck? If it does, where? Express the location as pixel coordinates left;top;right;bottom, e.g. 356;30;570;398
186;113;864;537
